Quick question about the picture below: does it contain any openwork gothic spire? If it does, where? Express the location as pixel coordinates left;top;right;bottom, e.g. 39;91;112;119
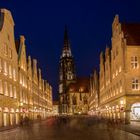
61;26;72;57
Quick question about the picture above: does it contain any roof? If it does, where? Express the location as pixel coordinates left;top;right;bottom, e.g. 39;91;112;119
67;77;90;93
121;23;140;45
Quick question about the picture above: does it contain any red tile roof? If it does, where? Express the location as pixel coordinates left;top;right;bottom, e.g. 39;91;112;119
121;23;140;45
67;77;90;93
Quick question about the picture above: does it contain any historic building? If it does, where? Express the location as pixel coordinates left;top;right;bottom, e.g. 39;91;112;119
59;27;76;114
89;15;140;124
67;77;89;115
88;70;99;116
59;27;90;115
52;101;59;116
0;9;53;128
0;9;19;127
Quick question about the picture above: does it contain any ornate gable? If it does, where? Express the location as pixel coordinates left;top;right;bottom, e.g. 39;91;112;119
18;36;27;72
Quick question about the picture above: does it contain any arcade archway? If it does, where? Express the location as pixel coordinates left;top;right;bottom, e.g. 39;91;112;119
130;103;140;121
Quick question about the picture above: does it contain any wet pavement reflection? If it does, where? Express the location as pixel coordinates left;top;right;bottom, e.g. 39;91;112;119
0;116;139;140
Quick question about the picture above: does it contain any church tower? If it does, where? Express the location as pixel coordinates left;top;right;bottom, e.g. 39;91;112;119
59;26;76;114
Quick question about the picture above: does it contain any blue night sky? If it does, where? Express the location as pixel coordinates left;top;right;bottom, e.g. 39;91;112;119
1;0;140;100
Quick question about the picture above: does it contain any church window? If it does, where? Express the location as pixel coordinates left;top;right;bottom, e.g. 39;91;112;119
72;96;77;105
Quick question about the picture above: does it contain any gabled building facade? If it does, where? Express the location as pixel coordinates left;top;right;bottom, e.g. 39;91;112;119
90;15;140;124
0;8;53;128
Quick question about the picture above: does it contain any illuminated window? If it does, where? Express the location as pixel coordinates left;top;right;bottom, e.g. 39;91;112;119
113;73;115;79
120;80;122;93
116;83;118;94
9;48;12;58
132;78;139;90
20;90;22;102
119;66;122;72
0;58;2;72
13;68;16;81
9;84;13;97
4;82;8;96
20;73;22;84
9;65;12;78
116;69;118;76
3;61;8;75
113;86;115;96
131;56;139;69
0;80;3;94
13;86;17;98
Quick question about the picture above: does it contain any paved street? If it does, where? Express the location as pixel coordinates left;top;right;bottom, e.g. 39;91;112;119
0;116;139;140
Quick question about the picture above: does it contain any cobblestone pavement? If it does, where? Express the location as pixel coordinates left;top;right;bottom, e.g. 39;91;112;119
0;116;139;140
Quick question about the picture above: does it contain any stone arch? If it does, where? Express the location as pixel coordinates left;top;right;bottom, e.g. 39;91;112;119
130;102;140;121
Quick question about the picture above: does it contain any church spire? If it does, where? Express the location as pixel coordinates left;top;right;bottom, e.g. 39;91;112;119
61;25;72;58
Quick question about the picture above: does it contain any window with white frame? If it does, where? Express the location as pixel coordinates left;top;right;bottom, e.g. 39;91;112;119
131;56;139;69
132;78;139;90
0;80;3;94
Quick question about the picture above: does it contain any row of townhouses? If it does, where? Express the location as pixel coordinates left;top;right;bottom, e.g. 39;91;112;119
89;15;140;124
0;9;53;127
